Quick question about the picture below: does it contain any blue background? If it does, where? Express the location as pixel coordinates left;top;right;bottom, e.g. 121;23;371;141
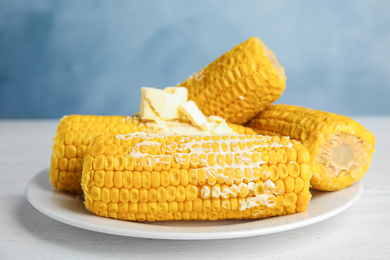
1;0;389;118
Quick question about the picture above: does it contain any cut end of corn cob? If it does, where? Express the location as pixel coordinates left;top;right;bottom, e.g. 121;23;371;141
247;105;376;191
81;132;311;221
49;115;257;194
178;36;286;125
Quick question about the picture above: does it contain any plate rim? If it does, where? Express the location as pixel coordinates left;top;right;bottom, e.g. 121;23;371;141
25;169;363;240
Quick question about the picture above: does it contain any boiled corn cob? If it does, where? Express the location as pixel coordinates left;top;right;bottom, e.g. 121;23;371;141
50;115;256;194
178;36;286;125
81;132;312;221
247;104;376;191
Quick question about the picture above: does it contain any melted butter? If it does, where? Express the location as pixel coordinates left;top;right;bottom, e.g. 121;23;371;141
115;132;294;211
201;186;210;198
145;120;207;135
239;194;276;211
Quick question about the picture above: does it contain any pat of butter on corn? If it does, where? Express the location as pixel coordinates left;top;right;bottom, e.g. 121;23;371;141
179;100;208;127
139;87;233;134
180;101;233;134
139;87;188;120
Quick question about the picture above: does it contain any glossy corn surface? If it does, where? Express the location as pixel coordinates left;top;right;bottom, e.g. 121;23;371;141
81;133;312;221
247;104;376;191
50;115;256;194
178;36;286;125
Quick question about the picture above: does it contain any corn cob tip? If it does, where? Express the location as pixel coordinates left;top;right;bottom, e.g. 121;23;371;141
249;36;286;81
312;130;375;191
247;104;376;191
178;36;286;125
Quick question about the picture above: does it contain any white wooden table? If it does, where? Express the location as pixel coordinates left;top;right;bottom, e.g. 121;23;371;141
1;117;389;259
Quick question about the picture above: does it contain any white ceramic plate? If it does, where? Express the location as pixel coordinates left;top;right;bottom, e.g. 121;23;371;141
26;169;362;240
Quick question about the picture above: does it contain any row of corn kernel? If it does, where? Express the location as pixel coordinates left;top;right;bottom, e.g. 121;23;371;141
82;163;310;190
85;178;305;205
57;115;143;132
90;195;294;215
111;134;297;153
53;142;88;160
83;162;310;190
98;210;270;222
82;165;311;189
83;150;308;174
89;195;299;222
51;171;82;192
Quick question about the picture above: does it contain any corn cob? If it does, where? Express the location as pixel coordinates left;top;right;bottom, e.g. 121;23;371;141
81;132;312;221
50;115;256;194
247;105;376;191
178;36;286;125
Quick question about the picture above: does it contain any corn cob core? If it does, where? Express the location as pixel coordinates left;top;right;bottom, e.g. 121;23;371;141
50;115;256;194
178;36;286;125
81;133;312;222
247;105;376;191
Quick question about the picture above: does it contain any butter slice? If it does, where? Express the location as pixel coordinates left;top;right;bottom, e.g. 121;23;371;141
211;121;234;134
180;101;234;134
139;87;188;121
207;115;234;134
201;120;234;134
179;100;208;128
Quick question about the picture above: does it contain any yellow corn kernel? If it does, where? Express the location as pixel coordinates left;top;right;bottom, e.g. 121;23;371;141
148;188;157;202
176;185;186;202
166;186;176;202
129;188;139;203
93;201;107;212
157;187;167;202
206;169;217;185
148;202;158;214
139;188;148;202
134;158;143;172
182;201;192;213
275;179;285;195
124;156;135;171
193;198;203;212
211;198;220;212
185;185;197;201
238;184;249;198
114;171;123;188
119;188;130;203
110;188;119;203
284;176;295;193
203;199;211;212
160;171;170;187
128;202;138;213
169;201;179;213
158;202;169;214
118;202;128;213
278;164;288;180
101;187;110;203
180;169;189;186
141;171;151;189
122;171;133;189
105;155;115;171
269;165;279;182
268;150;278;165
169;168;180;186
90;186;101;201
